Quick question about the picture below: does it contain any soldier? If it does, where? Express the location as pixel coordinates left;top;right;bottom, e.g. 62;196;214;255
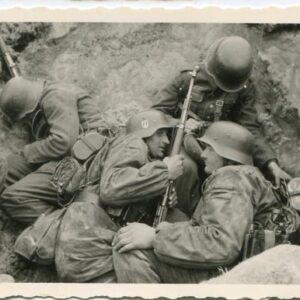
100;109;186;226
112;121;278;283
54;109;186;282
0;76;106;224
152;35;291;216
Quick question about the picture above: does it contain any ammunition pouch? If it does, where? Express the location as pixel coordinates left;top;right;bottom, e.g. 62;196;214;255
51;131;109;205
242;226;277;261
71;131;108;162
51;156;86;207
242;205;300;261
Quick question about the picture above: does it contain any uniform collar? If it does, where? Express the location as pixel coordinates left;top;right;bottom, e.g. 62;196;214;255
195;63;221;95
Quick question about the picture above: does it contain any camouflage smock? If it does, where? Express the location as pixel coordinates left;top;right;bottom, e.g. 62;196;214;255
151;64;276;168
100;133;169;206
153;165;277;269
23;81;104;164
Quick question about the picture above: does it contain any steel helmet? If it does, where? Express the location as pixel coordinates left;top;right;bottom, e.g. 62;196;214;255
205;36;254;92
0;77;42;121
126;109;179;138
198;121;254;165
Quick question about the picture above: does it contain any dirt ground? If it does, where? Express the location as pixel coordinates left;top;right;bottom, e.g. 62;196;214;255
0;23;299;282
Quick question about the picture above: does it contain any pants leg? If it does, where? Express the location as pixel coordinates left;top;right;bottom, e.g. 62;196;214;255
113;249;162;283
174;147;201;217
0;160;59;225
3;154;41;189
113;248;218;283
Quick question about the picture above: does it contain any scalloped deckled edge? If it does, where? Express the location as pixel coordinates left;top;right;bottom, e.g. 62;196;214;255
1;0;300;9
0;6;299;300
0;7;299;22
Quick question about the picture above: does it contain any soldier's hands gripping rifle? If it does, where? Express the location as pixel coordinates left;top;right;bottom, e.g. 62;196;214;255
0;35;20;78
153;66;199;228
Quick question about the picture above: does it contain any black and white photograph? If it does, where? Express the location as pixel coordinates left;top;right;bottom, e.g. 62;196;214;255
0;9;298;299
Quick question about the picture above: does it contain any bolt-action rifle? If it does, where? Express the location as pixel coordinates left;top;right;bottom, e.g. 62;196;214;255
153;65;199;228
0;35;20;78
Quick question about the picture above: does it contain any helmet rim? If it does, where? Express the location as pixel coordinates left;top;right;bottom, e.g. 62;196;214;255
126;110;179;139
204;36;254;93
198;121;254;166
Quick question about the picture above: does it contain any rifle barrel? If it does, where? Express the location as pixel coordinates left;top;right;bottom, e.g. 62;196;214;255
0;36;20;78
153;66;199;227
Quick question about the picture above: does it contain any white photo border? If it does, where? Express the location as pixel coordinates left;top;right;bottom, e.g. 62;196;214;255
0;6;299;300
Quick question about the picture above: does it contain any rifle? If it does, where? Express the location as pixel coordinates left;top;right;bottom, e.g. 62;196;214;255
0;36;50;140
153;65;199;227
0;35;20;78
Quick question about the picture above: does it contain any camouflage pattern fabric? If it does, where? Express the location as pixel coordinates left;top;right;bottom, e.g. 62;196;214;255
114;165;278;283
55;201;119;282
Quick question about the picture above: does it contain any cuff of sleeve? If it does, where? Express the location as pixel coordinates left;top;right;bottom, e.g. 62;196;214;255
22;145;31;162
264;158;278;170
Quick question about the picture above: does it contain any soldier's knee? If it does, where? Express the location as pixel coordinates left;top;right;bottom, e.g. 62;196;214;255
0;184;20;215
113;249;134;283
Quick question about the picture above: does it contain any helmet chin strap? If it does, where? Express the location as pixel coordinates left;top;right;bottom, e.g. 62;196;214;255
202;62;218;92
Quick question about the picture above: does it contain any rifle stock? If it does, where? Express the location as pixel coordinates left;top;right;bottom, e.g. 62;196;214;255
0;35;20;78
153;66;199;227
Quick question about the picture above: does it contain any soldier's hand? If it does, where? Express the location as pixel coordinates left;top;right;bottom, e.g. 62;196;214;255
168;187;178;208
112;223;155;253
268;161;292;188
163;154;184;180
185;118;201;134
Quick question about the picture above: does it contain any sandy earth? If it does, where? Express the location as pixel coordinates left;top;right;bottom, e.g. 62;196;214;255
0;23;298;282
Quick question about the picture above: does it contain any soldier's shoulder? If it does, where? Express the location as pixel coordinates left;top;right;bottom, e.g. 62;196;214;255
212;165;259;181
180;65;202;74
44;80;87;96
178;65;203;85
206;166;260;191
180;68;193;74
213;166;241;180
205;166;240;187
221;165;265;182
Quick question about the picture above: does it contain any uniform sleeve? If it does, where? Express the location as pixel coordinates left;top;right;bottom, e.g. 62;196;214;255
230;82;276;168
76;91;108;132
22;90;80;164
100;140;169;206
153;172;254;269
151;73;186;117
